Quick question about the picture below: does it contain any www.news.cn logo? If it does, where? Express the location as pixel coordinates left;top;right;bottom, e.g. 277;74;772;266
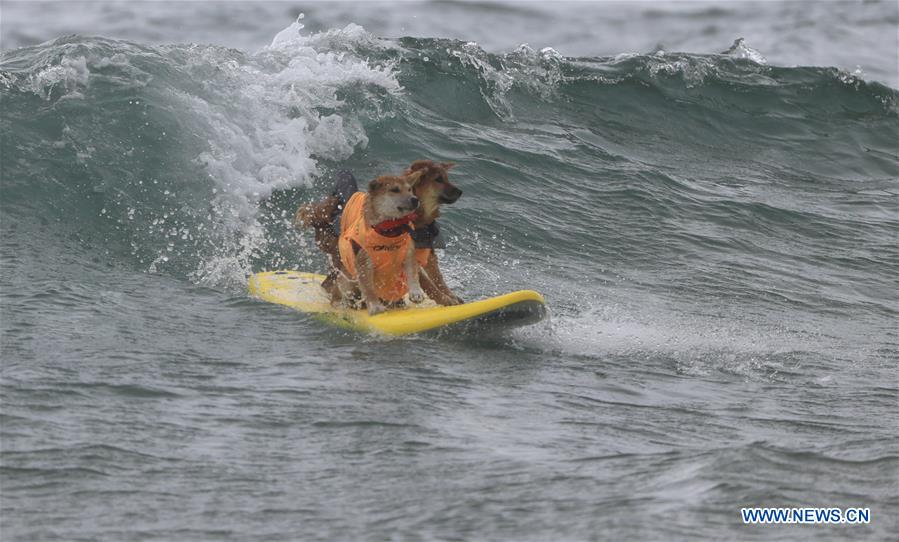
742;507;871;525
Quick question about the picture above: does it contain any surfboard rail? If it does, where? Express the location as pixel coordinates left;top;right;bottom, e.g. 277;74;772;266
248;270;546;336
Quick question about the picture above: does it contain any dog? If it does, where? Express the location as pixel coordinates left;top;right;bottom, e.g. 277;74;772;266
295;160;463;306
335;172;424;315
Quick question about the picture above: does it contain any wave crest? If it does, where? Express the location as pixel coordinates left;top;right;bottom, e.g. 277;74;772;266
1;24;401;287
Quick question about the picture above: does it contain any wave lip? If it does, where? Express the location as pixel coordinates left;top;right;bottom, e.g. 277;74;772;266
1;24;402;286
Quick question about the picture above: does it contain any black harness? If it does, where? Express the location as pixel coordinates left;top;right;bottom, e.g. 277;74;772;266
410;221;446;249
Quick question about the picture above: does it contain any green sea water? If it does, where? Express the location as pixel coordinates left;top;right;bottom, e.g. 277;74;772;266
2;10;898;541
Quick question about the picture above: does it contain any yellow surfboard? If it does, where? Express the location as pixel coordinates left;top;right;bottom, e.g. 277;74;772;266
248;270;546;336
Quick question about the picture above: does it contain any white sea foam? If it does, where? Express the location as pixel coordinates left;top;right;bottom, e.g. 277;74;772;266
721;38;768;65
5;20;399;290
172;19;400;287
26;55;89;99
514;300;851;380
444;40;566;119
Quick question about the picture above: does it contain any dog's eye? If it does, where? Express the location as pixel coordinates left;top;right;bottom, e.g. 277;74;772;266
436;177;445;183
390;187;400;193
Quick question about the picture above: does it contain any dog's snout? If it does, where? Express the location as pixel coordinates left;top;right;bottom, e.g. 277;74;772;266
410;196;420;208
440;187;462;204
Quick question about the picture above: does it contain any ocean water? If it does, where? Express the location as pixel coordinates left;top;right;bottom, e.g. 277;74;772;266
1;1;898;540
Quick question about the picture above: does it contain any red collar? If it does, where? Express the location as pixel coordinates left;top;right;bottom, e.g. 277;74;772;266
372;212;418;236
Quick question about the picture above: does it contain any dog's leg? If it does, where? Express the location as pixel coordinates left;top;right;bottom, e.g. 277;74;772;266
419;269;452;306
421;251;463;305
321;248;347;302
405;242;425;304
323;270;343;304
334;271;354;307
356;250;386;315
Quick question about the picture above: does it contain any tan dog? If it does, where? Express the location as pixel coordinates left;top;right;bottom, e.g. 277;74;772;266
335;172;424;315
295;160;463;305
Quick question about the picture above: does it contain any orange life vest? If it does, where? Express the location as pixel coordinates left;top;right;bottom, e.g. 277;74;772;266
338;192;419;302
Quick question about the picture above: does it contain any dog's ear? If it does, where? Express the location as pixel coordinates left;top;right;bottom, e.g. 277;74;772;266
407;159;433;173
440;162;456;171
406;170;424;186
368;178;382;192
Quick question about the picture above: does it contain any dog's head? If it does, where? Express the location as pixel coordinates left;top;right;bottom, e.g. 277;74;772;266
367;171;423;220
405;160;462;221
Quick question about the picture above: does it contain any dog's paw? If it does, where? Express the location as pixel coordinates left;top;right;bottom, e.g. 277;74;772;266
367;302;387;316
438;294;463;306
408;288;425;304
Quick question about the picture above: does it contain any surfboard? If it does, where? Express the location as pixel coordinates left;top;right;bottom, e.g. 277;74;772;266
248;270;546;336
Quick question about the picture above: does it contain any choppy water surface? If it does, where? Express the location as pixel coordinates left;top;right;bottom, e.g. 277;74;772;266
1;2;897;540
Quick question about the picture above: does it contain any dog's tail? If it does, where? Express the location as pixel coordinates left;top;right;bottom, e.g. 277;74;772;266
293;170;359;231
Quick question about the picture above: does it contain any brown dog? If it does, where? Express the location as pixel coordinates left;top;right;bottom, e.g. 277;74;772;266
405;160;464;306
295;160;463;306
